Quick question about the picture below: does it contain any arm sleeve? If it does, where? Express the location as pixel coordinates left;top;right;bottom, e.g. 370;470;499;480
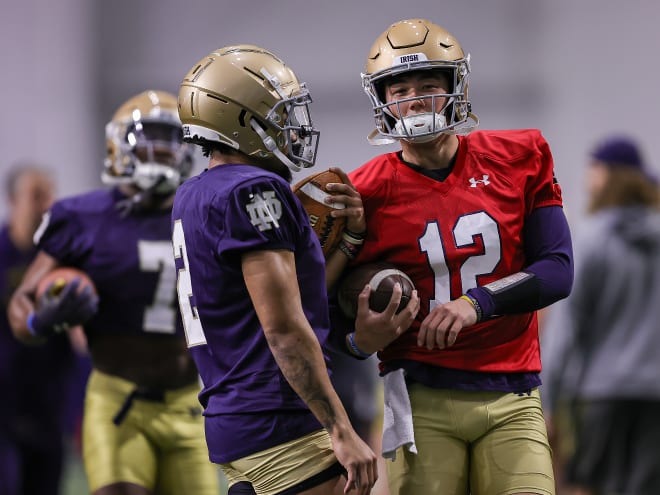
467;205;574;317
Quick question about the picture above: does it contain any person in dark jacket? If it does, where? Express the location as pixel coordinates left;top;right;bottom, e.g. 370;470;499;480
542;135;660;495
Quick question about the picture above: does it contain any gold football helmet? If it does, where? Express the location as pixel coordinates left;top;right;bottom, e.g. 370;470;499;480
178;44;319;173
362;18;479;144
104;90;194;193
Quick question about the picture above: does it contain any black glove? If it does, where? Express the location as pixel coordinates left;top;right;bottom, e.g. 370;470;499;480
28;278;99;337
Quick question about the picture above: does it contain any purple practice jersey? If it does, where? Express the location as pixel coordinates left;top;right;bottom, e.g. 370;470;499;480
171;164;331;462
36;188;183;339
0;225;74;440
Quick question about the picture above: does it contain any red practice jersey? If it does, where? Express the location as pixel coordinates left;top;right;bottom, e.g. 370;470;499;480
350;129;563;373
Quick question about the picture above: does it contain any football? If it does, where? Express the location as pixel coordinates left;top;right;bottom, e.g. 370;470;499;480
292;169;346;256
36;267;97;301
337;262;415;319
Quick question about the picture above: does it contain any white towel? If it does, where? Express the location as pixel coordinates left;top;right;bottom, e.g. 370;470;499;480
382;368;417;461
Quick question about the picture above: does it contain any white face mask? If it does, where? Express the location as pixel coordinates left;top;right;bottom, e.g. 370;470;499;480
393;112;447;143
132;163;182;193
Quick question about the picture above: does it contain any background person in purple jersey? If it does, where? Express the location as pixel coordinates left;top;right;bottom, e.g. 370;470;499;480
172;44;377;495
7;91;221;495
0;164;87;495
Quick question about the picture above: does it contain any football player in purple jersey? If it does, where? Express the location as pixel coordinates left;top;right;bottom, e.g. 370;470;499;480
171;45;377;495
8;91;220;495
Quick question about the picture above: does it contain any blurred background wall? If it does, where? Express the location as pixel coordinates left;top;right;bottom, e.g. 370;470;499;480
1;0;658;224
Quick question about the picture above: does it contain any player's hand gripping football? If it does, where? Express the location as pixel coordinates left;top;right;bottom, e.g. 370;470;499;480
324;167;366;235
353;282;420;354
29;278;99;337
417;296;478;349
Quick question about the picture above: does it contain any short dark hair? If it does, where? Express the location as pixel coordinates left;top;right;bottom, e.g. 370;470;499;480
199;140;236;158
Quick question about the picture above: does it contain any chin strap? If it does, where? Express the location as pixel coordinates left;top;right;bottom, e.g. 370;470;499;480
367;129;396;146
115;175;168;217
250;119;302;172
367;111;480;145
445;112;480;135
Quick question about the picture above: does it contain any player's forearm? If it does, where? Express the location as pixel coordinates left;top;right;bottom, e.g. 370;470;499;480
325;247;349;290
467;206;573;318
325;230;365;290
244;249;353;431
265;327;351;434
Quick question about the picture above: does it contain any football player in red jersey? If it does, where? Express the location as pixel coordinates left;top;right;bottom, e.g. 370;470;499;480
333;18;574;495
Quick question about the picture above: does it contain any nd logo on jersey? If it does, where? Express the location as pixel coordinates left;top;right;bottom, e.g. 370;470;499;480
245;191;282;231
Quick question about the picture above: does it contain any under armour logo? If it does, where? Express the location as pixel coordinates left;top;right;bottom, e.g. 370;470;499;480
245;191;282;231
469;175;490;187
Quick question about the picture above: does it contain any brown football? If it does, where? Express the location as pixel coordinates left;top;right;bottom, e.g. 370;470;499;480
36;267;97;301
292;169;347;256
337;262;415;319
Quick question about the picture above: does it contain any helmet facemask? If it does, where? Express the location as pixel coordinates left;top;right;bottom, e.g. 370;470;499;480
248;70;319;173
364;61;475;145
123;120;192;193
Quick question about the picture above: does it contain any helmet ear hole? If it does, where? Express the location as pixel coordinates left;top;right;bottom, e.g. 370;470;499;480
238;110;248;128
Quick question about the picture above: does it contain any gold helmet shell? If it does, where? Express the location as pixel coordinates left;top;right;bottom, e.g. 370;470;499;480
104;90;194;193
362;18;478;144
178;44;319;172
